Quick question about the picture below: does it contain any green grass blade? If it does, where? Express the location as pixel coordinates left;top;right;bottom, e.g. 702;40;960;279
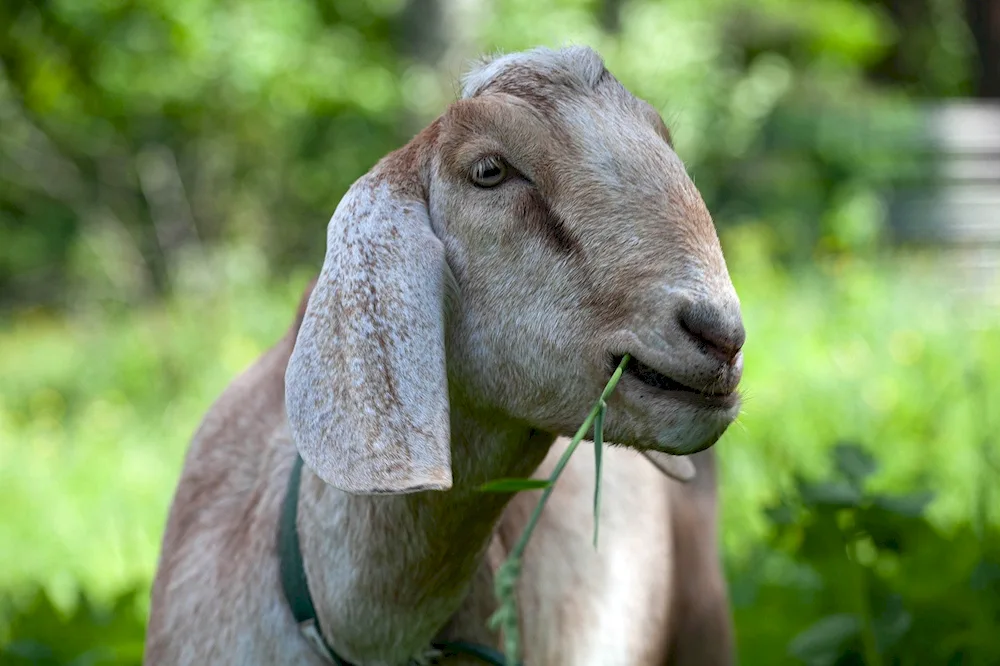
489;354;629;665
593;400;606;549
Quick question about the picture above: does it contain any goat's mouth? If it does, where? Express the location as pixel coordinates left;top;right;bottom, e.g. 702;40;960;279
612;354;738;409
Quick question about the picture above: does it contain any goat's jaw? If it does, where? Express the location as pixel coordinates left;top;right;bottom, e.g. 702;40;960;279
594;365;741;458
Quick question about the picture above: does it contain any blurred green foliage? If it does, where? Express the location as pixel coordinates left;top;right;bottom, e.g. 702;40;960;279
1;0;420;307
2;0;996;663
733;442;1000;665
1;0;978;309
1;588;145;666
2;245;998;664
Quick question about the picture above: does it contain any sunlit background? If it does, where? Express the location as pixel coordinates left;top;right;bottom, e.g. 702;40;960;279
1;0;999;663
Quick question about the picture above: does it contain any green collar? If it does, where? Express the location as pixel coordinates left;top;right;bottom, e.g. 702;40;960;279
277;453;518;666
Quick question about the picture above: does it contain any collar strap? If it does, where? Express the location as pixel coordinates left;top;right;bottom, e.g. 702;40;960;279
278;453;517;666
278;453;354;665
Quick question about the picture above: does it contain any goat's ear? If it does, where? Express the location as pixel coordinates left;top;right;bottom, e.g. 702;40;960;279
642;450;696;483
284;171;452;495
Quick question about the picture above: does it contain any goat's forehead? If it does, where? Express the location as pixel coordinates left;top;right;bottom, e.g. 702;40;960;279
461;46;608;101
453;46;676;186
457;46;656;142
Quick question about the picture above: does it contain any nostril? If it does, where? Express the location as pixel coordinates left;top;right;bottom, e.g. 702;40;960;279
678;301;746;362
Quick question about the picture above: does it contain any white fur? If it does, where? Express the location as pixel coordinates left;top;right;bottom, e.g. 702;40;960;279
461;46;606;99
145;45;741;666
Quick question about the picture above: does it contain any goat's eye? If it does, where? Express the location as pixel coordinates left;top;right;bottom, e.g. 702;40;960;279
470;156;508;188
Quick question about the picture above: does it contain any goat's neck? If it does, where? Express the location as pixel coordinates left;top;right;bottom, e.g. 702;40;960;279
296;406;554;665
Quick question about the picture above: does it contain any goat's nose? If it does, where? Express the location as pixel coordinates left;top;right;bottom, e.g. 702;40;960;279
678;300;745;363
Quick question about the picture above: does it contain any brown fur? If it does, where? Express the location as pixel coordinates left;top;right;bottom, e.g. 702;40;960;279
145;46;741;666
515;188;584;256
146;287;733;665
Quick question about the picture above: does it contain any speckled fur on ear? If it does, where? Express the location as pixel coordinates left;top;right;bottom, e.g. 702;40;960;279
284;156;452;495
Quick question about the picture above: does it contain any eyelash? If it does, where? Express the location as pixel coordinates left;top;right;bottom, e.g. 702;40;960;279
469;155;512;188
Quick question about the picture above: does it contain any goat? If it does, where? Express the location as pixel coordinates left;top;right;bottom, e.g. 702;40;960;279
144;45;744;666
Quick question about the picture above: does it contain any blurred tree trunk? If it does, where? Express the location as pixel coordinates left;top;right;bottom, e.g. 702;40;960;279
393;0;444;137
395;0;447;66
863;0;936;92
966;0;1000;97
864;0;1000;98
598;0;625;34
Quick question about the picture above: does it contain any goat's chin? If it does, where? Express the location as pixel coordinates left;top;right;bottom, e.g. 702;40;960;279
603;383;741;456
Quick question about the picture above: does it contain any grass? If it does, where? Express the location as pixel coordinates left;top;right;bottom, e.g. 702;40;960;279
0;259;318;608
0;236;998;623
480;355;629;664
718;232;1000;561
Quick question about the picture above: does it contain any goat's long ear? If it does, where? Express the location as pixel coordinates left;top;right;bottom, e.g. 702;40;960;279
284;169;451;495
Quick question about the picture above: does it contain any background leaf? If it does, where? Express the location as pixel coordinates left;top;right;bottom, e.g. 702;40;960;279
832;442;878;488
788;613;861;665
